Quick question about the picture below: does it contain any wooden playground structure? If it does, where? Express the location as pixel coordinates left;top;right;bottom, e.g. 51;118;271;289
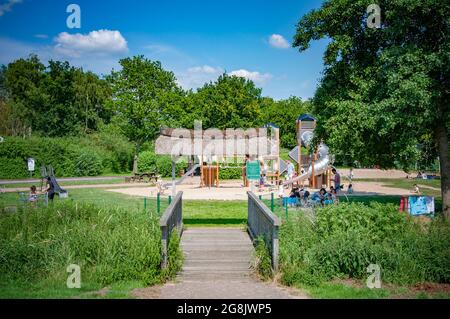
154;114;333;190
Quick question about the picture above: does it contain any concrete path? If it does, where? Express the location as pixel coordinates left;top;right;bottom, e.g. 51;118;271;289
132;227;307;299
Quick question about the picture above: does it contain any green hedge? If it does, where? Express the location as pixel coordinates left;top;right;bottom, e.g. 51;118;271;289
138;151;187;178
0;134;133;179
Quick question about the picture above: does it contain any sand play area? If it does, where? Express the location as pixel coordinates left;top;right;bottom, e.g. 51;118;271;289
107;169;434;201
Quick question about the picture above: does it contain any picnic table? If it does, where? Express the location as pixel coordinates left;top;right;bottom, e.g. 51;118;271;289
126;172;160;183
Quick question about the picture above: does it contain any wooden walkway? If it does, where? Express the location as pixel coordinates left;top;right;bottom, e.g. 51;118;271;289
133;227;307;299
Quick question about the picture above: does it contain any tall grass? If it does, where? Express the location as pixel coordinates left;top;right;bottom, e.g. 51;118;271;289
279;203;450;287
0;202;182;295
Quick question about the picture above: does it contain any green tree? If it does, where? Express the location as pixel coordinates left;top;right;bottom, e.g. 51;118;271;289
261;96;311;149
4;56;110;137
107;56;180;173
193;74;263;129
73;70;112;133
293;0;449;217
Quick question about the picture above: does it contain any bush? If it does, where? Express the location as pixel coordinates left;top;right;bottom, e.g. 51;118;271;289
0;202;182;289
137;151;187;177
0;135;133;178
219;164;242;180
72;149;104;176
0;157;27;179
138;151;157;173
279;203;450;288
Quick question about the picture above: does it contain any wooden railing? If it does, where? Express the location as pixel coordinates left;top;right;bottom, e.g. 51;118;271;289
247;191;281;271
159;191;183;269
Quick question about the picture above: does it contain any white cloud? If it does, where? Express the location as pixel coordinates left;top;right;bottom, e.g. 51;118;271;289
268;34;290;49
177;65;223;89
187;65;222;74
229;69;273;84
54;29;128;57
0;0;22;17
0;36;122;76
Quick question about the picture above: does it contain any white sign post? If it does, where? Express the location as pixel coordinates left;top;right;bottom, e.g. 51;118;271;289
27;158;35;178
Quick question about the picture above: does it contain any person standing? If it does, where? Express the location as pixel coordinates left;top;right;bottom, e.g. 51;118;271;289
332;168;341;193
46;177;56;203
286;160;295;182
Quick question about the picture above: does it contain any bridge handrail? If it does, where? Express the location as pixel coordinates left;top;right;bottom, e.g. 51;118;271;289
247;191;280;271
160;191;183;268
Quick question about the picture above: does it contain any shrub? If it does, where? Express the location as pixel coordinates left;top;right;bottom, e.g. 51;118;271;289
138;151;157;173
279;203;450;288
72;149;104;176
0;157;27;179
219;165;242;180
0;135;134;178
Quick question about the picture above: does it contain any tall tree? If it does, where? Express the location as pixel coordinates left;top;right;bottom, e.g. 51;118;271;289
73;70;112;133
293;0;450;218
260;96;311;149
107;56;179;173
193;74;263;129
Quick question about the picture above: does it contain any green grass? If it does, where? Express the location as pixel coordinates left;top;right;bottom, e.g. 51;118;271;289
0;201;182;299
0;188;248;226
297;281;450;299
276;203;450;299
302;282;391;299
184;200;247;226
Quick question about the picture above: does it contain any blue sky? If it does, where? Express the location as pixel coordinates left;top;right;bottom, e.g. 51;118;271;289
0;0;328;100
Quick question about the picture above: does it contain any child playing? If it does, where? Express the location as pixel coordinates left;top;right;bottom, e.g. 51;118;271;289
347;184;354;194
278;180;284;199
29;185;39;203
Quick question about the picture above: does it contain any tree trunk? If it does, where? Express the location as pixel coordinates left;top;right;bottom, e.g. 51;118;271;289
133;143;141;175
435;123;450;220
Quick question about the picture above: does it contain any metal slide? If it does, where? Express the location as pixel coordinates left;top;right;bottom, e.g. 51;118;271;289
164;163;200;187
282;130;330;186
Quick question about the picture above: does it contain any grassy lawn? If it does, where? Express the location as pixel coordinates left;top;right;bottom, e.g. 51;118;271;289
184;200;247;226
297;281;450;299
0;188;247;226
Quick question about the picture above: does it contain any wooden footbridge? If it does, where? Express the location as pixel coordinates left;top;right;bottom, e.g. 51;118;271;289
155;192;304;299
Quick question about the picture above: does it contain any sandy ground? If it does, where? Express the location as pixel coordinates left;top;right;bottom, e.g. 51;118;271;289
3;169;436;200
338;168;413;179
107;177;421;200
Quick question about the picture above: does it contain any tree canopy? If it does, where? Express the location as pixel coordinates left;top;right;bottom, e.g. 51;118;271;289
293;0;449;216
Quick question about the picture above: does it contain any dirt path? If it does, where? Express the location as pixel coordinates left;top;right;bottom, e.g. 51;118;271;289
132;227;307;299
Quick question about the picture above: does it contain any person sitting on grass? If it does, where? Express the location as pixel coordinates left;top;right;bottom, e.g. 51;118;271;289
311;188;327;206
330;185;336;195
412;184;420;194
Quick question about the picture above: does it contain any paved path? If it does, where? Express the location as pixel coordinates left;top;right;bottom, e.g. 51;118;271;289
0;176;125;185
132;228;307;299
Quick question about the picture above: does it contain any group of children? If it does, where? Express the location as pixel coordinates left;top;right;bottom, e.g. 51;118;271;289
284;186;339;207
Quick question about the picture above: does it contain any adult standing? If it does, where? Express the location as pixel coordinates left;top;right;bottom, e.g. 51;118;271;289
332;168;341;193
46;177;56;203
